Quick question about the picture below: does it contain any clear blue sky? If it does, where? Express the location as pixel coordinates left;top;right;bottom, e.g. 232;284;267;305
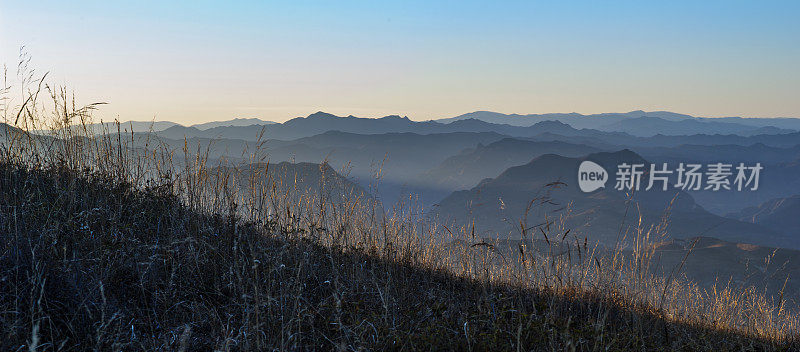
1;1;798;123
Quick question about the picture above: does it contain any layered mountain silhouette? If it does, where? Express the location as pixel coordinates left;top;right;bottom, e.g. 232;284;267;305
635;146;800;214
635;143;800;165
151;112;613;141
596;116;795;137
432;150;789;249
19;110;800;250
438;110;696;128
104;111;799;147
190;118;276;130
138;130;509;204
31;120;180;135
440;110;800;131
111;110;800;214
421;138;603;193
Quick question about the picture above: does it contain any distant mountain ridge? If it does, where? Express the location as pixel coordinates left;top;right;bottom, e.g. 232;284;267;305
438;110;695;128
30;120;180;135
149;112;606;142
595;116;795;137
29;118;276;135
438;110;800;131
137;111;800;146
29;110;800;139
37;110;800;144
190;118;276;130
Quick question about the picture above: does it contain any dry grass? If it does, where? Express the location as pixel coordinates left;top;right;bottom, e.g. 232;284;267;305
0;60;798;350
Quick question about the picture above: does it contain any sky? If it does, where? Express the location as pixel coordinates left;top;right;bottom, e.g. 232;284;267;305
1;1;799;124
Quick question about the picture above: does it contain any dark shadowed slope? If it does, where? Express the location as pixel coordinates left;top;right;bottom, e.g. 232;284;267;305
1;161;795;350
729;195;800;238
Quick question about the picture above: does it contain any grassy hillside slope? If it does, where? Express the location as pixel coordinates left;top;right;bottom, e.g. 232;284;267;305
0;161;797;350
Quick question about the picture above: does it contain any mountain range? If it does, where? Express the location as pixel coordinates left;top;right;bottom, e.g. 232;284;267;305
15;110;800;251
432;150;792;249
440;110;800;131
69;110;800;144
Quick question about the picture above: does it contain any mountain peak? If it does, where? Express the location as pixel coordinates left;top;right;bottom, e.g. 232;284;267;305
306;111;340;119
380;115;410;121
532;120;570;127
584;149;647;167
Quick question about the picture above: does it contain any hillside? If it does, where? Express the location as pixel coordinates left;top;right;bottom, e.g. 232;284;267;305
646;237;800;306
4;89;799;349
6;0;800;348
730;195;800;237
2;161;796;350
484;235;800;309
